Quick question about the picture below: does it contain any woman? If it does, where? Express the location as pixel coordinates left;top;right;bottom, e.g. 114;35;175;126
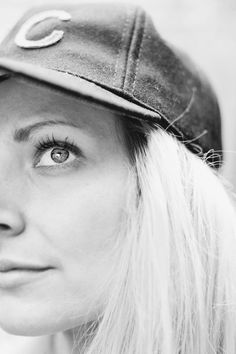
0;3;235;354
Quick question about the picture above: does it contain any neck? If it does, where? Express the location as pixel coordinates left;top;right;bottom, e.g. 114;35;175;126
0;328;74;354
50;330;74;354
0;324;97;354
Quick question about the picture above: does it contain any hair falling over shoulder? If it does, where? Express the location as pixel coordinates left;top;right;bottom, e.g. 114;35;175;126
75;128;236;354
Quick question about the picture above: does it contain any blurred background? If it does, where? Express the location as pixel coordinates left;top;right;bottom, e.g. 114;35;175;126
0;0;235;189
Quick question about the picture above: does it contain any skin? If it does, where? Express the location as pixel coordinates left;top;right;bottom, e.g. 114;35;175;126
0;77;130;341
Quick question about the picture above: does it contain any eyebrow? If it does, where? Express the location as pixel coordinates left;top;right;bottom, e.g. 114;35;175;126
14;120;80;142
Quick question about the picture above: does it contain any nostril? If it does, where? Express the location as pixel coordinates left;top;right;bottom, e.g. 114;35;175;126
0;224;11;231
0;210;25;236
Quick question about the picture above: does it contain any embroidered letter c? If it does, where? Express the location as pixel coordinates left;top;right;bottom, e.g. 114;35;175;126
15;10;72;49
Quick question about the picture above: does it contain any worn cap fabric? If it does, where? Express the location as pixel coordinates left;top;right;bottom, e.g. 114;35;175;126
0;3;222;168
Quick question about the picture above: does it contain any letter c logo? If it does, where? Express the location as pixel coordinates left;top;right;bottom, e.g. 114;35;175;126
15;10;72;49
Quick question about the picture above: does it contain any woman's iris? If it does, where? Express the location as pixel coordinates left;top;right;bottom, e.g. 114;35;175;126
51;148;69;164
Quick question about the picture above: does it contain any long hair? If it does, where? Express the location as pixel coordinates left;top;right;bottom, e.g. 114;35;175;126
73;121;236;354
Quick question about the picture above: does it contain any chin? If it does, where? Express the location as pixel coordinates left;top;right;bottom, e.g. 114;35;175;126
0;284;103;337
0;316;83;337
0;300;98;337
0;303;77;337
0;313;63;336
0;311;90;337
0;322;51;337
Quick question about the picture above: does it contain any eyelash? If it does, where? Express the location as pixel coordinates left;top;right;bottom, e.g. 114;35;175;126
33;134;82;167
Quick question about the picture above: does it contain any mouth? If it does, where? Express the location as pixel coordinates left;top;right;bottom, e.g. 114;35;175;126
0;259;51;272
0;259;53;289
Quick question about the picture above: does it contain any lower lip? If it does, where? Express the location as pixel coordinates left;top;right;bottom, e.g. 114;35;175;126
0;268;52;289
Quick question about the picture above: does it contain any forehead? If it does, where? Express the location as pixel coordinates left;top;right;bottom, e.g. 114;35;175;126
0;76;123;140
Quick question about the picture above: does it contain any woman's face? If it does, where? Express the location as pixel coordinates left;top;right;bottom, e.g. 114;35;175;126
0;77;129;336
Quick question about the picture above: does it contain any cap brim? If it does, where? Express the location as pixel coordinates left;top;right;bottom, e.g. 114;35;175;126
0;57;161;121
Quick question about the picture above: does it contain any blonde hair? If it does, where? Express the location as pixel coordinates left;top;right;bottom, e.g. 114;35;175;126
74;128;236;354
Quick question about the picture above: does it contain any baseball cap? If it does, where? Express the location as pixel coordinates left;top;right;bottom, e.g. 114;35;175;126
0;3;222;168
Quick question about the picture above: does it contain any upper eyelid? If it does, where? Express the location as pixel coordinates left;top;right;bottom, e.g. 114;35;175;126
35;136;81;154
14;120;83;143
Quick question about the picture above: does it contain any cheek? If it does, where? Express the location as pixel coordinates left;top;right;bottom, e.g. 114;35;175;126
28;169;127;268
0;170;128;336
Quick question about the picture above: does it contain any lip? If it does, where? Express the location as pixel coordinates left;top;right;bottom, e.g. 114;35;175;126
0;259;53;289
0;259;50;272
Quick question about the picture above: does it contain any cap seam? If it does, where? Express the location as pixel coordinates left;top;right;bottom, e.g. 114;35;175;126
131;11;146;95
122;7;140;91
112;6;130;88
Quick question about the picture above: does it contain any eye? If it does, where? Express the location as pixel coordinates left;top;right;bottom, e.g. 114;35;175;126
36;147;75;167
34;135;82;168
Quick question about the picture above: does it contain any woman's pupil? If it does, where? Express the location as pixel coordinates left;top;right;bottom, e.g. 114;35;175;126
51;148;69;163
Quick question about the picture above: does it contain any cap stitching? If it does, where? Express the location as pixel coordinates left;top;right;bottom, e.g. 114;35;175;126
113;7;130;87
132;11;146;94
123;7;139;91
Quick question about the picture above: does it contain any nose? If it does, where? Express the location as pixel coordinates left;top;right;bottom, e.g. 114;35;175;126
0;147;26;237
0;207;25;236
